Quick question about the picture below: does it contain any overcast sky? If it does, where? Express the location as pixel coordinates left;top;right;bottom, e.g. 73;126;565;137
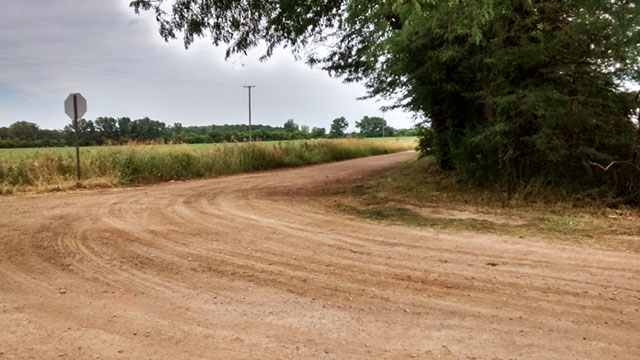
0;0;417;132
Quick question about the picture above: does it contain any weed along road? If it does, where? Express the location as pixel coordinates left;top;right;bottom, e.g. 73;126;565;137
1;152;639;359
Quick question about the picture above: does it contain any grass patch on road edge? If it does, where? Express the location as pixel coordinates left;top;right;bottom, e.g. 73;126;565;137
322;156;640;253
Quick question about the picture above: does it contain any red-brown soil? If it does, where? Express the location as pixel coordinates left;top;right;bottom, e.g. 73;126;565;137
1;152;638;359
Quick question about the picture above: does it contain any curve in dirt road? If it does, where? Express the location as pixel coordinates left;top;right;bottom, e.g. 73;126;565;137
1;151;639;359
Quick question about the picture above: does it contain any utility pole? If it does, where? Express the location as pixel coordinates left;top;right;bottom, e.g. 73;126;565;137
633;91;640;164
243;85;255;143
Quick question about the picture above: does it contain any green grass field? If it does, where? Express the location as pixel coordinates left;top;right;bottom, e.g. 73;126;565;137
0;143;222;160
0;138;417;194
0;137;417;159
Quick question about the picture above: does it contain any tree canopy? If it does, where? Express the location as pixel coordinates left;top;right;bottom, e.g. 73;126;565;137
355;116;395;138
329;117;348;138
283;119;299;132
1;115;413;148
132;0;640;202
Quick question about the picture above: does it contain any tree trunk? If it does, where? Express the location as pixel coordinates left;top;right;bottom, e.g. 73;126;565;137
633;92;640;165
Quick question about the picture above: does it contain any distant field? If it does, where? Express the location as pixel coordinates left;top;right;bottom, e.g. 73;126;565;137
363;136;416;142
0;143;231;160
0;137;417;160
0;137;417;194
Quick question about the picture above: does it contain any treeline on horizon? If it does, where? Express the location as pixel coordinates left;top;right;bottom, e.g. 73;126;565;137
0;116;417;148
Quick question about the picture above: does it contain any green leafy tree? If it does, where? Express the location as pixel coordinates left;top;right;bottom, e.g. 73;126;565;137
169;122;184;142
118;117;132;139
8;121;39;140
396;127;417;137
131;117;166;141
0;122;66;147
355;116;385;137
133;0;640;201
95;117;119;143
37;129;66;147
311;127;326;138
329;117;348;138
64;119;96;146
283;119;299;132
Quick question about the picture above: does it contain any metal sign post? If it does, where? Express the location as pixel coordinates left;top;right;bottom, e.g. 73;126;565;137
64;93;87;181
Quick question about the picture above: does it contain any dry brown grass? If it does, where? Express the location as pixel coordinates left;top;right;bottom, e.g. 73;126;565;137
0;138;417;195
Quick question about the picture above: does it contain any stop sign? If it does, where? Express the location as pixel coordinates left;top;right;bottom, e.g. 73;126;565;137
64;93;87;120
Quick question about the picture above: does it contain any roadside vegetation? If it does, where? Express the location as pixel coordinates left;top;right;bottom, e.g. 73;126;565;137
324;156;640;253
132;0;640;206
0;138;415;194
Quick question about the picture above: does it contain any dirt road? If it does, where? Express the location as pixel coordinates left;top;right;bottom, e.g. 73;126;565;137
1;152;639;359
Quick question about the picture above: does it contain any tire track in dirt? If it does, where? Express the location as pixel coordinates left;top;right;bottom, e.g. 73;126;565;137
1;151;639;359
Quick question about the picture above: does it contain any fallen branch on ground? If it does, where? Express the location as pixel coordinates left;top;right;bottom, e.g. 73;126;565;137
588;160;640;172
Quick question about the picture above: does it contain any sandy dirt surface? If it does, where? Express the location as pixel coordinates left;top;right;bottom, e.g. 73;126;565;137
1;152;639;359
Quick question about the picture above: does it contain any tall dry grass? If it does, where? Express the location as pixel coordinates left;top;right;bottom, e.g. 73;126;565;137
0;138;415;194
